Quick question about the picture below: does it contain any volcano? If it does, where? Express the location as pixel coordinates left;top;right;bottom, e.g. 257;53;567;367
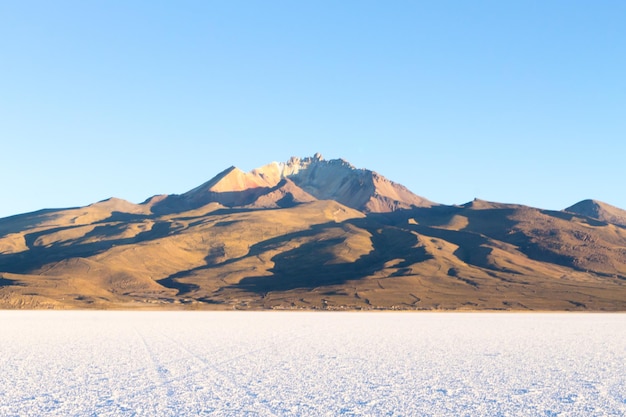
1;155;625;310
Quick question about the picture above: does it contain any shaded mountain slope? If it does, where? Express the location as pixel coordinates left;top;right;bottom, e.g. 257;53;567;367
565;199;626;227
148;154;434;215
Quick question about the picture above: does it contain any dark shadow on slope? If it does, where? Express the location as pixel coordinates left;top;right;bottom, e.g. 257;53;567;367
234;219;433;293
0;276;24;287
158;218;433;295
134;221;176;240
276;193;298;208
0;208;77;235
158;222;351;293
542;209;612;228
210;207;282;216
0;221;176;274
396;206;602;274
155;203;290;220
369;206;552;277
99;211;153;224
148;194;186;216
149;179;308;215
371;206;516;273
367;205;464;228
0;208;153;237
408;223;500;270
156;276;200;295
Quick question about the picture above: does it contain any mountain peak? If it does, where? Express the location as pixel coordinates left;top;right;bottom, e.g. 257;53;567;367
269;155;433;212
461;198;528;210
88;197;148;214
147;155;435;214
565;199;626;226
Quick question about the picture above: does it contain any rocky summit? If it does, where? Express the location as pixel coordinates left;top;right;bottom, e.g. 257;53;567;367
1;155;625;310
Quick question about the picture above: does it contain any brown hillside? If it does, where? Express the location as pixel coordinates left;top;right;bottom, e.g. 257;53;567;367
1;157;625;310
565;199;626;227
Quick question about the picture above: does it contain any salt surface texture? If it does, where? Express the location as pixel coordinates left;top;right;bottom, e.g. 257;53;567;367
0;312;624;416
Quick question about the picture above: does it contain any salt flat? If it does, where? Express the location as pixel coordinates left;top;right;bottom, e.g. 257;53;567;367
0;312;624;416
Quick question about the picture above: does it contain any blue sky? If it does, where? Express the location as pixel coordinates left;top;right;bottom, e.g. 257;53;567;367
1;1;625;218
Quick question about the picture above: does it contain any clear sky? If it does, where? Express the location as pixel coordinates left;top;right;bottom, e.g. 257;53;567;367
1;1;625;218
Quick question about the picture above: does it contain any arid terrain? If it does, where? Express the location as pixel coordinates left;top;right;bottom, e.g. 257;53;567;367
1;154;625;310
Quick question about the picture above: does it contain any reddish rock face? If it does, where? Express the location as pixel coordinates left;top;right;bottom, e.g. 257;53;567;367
174;155;435;213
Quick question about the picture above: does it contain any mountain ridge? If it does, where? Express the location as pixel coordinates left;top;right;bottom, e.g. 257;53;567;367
565;199;626;227
146;153;434;215
1;155;625;310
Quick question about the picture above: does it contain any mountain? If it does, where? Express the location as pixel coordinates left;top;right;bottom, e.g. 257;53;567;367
564;199;626;227
269;153;435;212
1;155;625;310
148;153;434;214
